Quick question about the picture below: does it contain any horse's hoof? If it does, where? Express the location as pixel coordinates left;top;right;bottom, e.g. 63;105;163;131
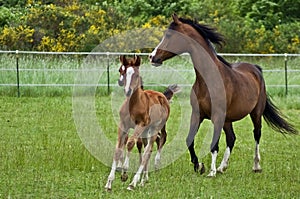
194;162;205;175
105;186;112;192
207;170;216;177
116;167;122;172
121;173;128;182
217;167;227;174
127;185;134;191
253;168;262;173
199;163;205;175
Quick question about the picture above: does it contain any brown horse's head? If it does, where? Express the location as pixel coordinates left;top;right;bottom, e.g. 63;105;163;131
118;55;142;97
149;13;225;66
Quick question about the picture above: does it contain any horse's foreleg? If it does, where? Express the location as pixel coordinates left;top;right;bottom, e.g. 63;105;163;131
105;128;128;191
186;109;204;174
217;122;236;173
208;119;224;177
121;135;137;182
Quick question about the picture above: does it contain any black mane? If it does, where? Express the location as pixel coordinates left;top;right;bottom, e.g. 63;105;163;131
170;17;231;67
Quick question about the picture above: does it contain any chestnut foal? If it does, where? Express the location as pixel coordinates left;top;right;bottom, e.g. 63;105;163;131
105;55;179;191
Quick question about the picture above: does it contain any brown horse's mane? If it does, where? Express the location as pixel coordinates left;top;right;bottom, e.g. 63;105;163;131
170;17;232;68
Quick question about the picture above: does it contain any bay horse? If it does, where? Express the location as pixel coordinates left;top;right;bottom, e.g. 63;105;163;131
149;14;298;177
105;55;180;191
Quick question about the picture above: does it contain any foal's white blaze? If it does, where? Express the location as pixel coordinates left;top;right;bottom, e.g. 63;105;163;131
124;67;134;94
119;75;124;82
121;65;125;71
253;141;261;171
217;147;230;173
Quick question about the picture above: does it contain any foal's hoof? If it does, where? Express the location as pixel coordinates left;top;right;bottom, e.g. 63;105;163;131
199;163;205;175
105;188;112;192
121;173;128;182
253;168;262;173
127;185;135;191
116;167;122;172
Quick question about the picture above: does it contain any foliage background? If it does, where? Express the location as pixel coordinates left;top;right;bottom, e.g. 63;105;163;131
0;0;299;53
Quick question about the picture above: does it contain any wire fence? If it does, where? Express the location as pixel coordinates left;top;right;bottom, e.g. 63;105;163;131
0;50;299;97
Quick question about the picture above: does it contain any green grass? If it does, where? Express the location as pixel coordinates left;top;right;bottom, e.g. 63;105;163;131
0;95;299;198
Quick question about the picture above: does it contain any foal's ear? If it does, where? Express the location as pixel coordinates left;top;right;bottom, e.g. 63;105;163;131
120;55;127;65
134;55;141;67
172;13;181;24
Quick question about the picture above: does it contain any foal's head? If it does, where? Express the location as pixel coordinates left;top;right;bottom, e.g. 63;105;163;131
118;55;142;97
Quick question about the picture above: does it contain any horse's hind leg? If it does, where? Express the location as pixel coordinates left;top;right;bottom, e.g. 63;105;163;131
137;138;143;164
155;125;167;169
250;112;263;172
217;122;236;173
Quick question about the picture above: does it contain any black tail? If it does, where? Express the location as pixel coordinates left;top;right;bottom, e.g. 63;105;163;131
263;96;298;134
163;84;181;101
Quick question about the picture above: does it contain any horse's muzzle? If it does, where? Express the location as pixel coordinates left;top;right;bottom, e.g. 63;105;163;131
118;79;124;86
149;55;162;67
125;88;132;97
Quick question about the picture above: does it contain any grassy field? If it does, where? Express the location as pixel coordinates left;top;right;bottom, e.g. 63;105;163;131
0;53;299;198
0;94;299;198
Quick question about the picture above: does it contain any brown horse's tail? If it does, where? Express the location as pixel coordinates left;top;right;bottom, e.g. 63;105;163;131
263;96;298;134
163;84;181;101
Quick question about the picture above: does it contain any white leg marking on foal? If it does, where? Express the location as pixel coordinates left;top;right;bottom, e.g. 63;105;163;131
253;142;261;172
217;147;230;173
105;160;117;190
154;151;161;169
128;165;144;190
123;154;130;171
208;151;218;177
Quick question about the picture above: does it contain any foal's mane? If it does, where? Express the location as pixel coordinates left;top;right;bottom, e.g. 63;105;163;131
170;17;231;68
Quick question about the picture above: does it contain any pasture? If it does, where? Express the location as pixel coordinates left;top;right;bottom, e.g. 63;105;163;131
0;54;300;198
0;94;299;198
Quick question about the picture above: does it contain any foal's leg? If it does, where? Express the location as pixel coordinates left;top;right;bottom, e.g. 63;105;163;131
141;136;156;186
105;127;128;191
137;138;143;163
128;135;154;190
155;125;167;169
250;113;262;172
217;122;236;173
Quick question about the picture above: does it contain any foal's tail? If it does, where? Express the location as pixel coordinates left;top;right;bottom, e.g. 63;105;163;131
163;84;181;101
263;96;298;134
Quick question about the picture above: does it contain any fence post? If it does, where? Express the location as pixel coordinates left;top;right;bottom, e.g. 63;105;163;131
106;52;110;95
284;53;288;96
16;50;20;97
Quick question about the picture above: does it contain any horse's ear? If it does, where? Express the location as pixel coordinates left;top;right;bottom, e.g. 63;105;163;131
120;55;127;65
172;13;180;24
134;55;141;67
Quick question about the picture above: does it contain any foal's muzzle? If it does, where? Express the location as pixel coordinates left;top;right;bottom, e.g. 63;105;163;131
118;79;124;86
125;88;132;97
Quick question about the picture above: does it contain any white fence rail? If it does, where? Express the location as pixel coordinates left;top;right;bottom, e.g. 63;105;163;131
0;51;299;96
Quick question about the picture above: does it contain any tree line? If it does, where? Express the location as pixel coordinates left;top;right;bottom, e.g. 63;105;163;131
0;0;299;53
